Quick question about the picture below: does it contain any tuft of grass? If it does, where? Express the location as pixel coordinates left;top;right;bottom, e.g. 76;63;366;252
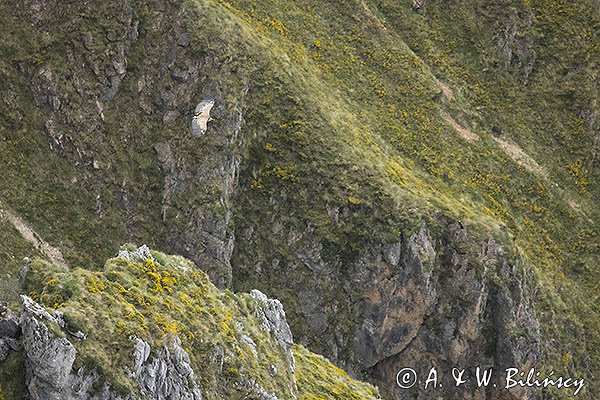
294;344;380;400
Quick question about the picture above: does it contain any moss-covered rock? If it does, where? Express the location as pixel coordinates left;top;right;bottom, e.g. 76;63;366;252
13;245;379;399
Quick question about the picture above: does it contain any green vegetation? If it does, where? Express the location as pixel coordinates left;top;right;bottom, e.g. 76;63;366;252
21;247;379;398
204;1;598;392
22;248;291;397
0;351;25;400
294;345;380;400
0;0;597;398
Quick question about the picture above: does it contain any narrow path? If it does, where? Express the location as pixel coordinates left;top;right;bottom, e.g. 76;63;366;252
360;0;387;31
443;114;479;141
0;205;67;266
493;136;547;178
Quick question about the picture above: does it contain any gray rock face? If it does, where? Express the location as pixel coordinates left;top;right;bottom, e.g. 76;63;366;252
251;289;297;400
130;337;203;400
237;215;541;400
20;297;123;400
367;223;541;400
251;290;295;372
160;101;245;289
0;311;23;362
0;315;20;339
19;295;202;400
18;295;203;400
352;222;437;369
495;10;537;84
0;338;20;362
20;295;77;400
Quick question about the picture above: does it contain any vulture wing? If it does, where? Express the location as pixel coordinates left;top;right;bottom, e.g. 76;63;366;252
191;100;215;137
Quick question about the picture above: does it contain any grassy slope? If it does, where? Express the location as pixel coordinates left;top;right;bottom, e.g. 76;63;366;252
0;218;43;307
0;1;167;269
0;0;597;397
22;248;380;399
211;0;599;394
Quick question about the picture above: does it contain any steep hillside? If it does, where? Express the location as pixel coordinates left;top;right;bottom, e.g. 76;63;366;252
0;0;597;399
0;246;380;399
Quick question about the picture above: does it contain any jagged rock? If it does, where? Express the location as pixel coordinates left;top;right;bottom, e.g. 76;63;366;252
364;218;541;400
0;315;21;338
163;105;245;289
19;296;128;400
20;294;203;400
0;338;20;362
495;10;536;83
131;337;203;400
298;289;328;335
248;292;297;397
352;221;437;369
0;341;7;362
117;244;154;262
132;337;151;373
154;142;179;222
251;290;295;370
243;382;279;400
20;295;77;400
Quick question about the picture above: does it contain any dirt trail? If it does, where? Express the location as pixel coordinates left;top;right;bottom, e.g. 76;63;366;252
443;114;479;141
0;205;67;266
493;137;547;178
434;78;454;101
361;0;387;30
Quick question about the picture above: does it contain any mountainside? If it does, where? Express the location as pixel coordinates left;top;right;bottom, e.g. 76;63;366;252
0;0;598;399
1;245;380;399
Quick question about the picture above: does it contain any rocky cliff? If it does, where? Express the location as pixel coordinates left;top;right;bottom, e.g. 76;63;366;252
0;246;380;399
0;0;597;399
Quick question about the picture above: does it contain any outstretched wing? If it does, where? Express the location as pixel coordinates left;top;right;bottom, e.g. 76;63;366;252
191;100;214;137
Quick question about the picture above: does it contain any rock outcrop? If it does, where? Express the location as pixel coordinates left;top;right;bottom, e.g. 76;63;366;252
495;9;537;84
367;222;541;400
20;295;78;400
251;289;296;372
130;337;203;400
19;294;205;400
0;314;20;363
1;248;380;400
